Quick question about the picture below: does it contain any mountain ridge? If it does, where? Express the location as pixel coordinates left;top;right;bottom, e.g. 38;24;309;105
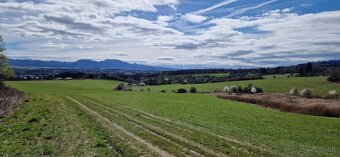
8;59;173;71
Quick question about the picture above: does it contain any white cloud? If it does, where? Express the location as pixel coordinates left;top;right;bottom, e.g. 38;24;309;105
0;0;339;68
193;0;239;15
182;14;207;23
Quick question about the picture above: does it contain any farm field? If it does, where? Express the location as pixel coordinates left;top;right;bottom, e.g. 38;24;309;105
1;79;339;156
135;76;340;95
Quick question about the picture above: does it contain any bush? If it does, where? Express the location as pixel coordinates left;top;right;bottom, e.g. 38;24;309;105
327;71;340;83
324;90;339;99
251;86;257;93
242;84;253;94
243;84;263;94
114;83;125;91
190;87;197;93
255;86;263;93
223;86;229;93
289;88;299;96
230;85;242;93
161;90;166;93
300;88;313;98
177;88;187;93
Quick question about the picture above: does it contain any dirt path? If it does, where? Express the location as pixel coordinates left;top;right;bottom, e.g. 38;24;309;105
65;96;174;157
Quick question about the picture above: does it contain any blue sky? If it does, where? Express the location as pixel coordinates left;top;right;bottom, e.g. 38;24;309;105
0;0;340;68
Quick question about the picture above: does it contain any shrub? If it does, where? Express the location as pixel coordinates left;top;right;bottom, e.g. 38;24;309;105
161;90;166;93
177;88;187;93
190;87;197;93
230;85;242;93
223;86;229;93
242;84;253;94
125;85;133;91
289;88;299;96
300;88;313;98
140;88;144;92
243;84;263;94
327;71;340;83
325;90;339;99
114;83;125;91
251;86;257;94
255;86;263;93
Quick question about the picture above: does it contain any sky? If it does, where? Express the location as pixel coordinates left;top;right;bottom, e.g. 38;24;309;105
0;0;340;69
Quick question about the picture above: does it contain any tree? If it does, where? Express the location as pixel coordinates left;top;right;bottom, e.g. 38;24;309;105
305;62;313;74
0;35;14;85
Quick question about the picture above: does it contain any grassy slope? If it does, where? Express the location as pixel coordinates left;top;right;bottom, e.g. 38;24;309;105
0;95;124;156
2;78;340;156
134;76;340;95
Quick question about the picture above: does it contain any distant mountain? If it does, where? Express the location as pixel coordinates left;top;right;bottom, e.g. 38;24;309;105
9;59;173;71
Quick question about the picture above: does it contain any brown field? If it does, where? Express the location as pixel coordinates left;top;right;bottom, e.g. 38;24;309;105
217;93;340;117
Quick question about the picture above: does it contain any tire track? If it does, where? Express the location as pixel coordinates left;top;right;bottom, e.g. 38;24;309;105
80;95;285;156
65;96;174;157
118;106;283;156
81;97;222;157
82;96;257;156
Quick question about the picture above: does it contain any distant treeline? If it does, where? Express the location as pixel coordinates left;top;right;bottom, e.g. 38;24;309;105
163;60;340;77
10;59;340;85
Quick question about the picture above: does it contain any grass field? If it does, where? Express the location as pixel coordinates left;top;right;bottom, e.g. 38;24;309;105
135;76;340;95
1;78;339;156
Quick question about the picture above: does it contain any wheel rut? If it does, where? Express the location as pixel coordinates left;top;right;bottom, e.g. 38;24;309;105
65;96;174;157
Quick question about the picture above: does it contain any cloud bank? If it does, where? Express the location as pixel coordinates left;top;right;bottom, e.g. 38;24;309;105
0;0;339;68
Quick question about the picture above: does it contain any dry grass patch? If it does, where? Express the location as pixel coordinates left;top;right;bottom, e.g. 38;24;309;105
0;86;25;116
217;93;340;118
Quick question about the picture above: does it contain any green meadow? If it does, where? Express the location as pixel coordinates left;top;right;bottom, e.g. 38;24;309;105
1;77;339;156
135;76;340;95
